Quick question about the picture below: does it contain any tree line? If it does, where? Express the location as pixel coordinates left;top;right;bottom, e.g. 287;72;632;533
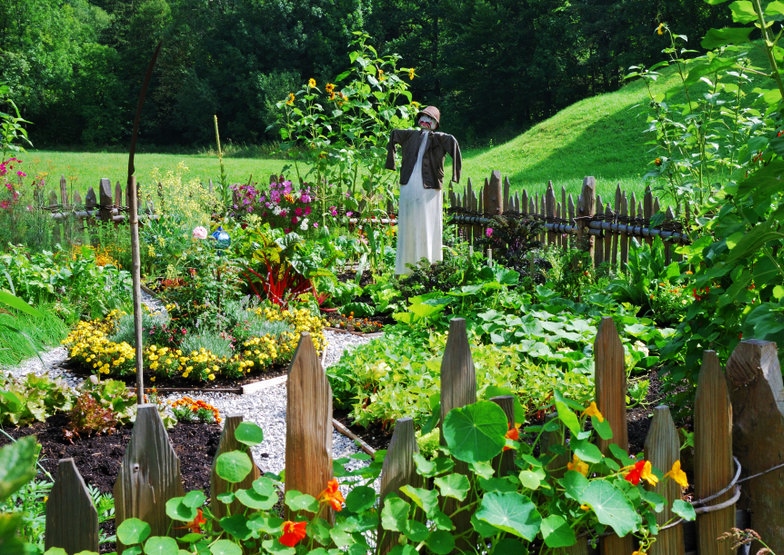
0;0;729;149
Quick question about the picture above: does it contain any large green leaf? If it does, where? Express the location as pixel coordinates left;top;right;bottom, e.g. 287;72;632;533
0;290;41;317
541;514;576;548
234;422;264;447
580;481;640;537
0;436;38;501
474;491;541;540
442;401;507;463
701;27;754;49
215;451;253;483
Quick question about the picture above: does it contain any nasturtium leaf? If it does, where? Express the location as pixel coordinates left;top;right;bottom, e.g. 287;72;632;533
571;439;603;464
165;497;197;522
673;499;697;521
561;470;590;501
442;401;508;463
474;491;542;540
284;490;318;513
554;391;580;436
143;536;179;554
116;517;151;546
580;481;641;537
400;484;440;515
541;514;576;548
234;421;264;446
518;467;546;490
218;514;252;541
593;418;613;441
403;519;430;542
380;495;410;532
216;492;235;504
182;490;206;508
44;548;67;555
345;485;377;513
209;538;244;555
246;513;284;535
773;285;784;300
215;451;253;483
434;472;470;501
424;530;455;554
236;487;277;510
470;460;496;479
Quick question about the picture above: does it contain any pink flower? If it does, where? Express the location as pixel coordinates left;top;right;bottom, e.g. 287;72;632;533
192;226;208;240
485;227;493;237
329;206;338;217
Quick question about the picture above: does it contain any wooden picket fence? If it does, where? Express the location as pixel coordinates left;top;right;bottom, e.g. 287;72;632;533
40;319;784;554
449;172;689;270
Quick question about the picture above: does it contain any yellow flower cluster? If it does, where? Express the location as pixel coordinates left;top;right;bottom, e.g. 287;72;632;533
62;306;326;384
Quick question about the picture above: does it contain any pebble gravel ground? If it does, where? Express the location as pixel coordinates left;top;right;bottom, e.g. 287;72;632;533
4;329;379;476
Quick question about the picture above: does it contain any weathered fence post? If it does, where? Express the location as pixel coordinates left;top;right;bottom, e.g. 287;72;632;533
694;351;735;554
726;339;784;552
594;316;634;554
113;404;185;544
45;458;99;554
211;414;261;520
576;176;597;262
377;417;421;554
285;332;333;518
644;405;684;555
440;318;477;545
99;178;113;222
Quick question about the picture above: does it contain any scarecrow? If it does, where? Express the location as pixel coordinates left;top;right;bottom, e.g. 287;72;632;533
385;105;462;275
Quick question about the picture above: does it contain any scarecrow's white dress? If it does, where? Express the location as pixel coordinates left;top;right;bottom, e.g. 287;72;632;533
395;133;443;275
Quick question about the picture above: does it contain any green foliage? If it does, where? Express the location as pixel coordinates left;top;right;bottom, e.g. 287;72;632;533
65;376;137;439
71;402;694;554
0;373;75;427
275;32;416;228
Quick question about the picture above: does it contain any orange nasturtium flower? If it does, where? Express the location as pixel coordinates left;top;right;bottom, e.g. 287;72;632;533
664;460;689;488
279;520;308;547
567;454;589;477
581;401;604;423
318;478;345;511
186;508;207;533
625;460;658;486
503;423;521;451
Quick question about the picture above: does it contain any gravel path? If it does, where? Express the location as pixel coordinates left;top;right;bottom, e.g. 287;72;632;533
4;329;379;476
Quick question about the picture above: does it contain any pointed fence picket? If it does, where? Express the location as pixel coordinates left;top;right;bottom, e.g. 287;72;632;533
42;323;784;554
449;173;689;270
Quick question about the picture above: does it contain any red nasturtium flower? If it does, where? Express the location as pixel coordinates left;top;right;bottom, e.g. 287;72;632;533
503;423;521;451
279;520;308;547
624;459;658;486
318;478;345;511
187;508;207;533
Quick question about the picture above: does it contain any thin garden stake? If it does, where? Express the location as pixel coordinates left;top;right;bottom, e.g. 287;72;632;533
128;41;162;403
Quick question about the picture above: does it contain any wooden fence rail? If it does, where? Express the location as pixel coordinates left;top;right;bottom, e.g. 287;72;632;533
41;320;783;554
449;172;689;270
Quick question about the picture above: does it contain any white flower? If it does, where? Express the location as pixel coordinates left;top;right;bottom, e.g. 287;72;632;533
192;226;208;240
300;218;309;231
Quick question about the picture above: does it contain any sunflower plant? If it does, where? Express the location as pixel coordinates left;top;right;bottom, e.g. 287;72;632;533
52;394;694;555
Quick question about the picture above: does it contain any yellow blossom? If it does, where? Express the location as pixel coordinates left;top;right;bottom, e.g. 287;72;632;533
567;454;589;476
640;460;658;486
664;460;688;488
408;67;415;80
286;92;295;105
582;401;604;422
308;78;316;88
633;551;647;555
325;83;335;94
656;23;665;35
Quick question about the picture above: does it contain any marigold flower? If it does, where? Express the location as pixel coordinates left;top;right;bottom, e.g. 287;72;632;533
318;478;345;511
279;520;308;547
567;454;589;476
664;460;688;488
308;78;316;88
581;401;604;423
325;83;335;94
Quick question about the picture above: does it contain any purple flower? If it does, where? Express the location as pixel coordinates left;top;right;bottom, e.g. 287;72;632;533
329;206;338;217
485;227;493;237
